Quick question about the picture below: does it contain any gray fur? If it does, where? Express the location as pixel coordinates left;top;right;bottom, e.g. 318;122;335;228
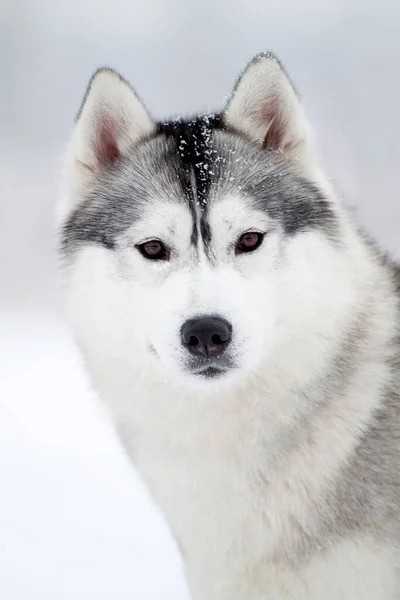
60;54;400;598
269;291;400;565
61;125;338;256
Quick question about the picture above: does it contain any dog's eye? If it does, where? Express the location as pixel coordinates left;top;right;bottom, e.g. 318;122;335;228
235;232;264;255
137;240;169;260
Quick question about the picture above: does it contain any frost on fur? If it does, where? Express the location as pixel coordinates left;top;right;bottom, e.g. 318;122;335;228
65;68;154;207
225;52;315;169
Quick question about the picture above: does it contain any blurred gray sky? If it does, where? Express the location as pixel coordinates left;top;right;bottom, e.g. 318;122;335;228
1;0;400;308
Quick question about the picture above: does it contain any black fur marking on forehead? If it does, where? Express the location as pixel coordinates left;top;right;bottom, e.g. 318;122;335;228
157;115;224;245
157;115;224;208
61;118;338;258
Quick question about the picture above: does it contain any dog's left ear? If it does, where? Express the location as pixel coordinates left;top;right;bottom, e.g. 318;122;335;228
225;53;315;168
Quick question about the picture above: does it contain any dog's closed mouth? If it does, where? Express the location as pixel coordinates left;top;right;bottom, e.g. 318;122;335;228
193;366;226;379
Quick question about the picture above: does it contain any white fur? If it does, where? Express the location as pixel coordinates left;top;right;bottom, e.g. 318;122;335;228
60;57;400;598
225;53;316;171
62;192;398;598
65;69;154;210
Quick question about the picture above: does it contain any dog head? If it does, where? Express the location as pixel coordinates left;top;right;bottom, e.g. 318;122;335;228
60;53;354;390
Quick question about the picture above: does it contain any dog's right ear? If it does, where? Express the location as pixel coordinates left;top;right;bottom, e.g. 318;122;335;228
65;68;155;206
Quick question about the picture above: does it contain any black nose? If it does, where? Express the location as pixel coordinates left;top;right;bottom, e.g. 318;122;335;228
181;316;232;358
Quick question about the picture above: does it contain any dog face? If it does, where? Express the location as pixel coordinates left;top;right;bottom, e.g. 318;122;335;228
60;54;348;389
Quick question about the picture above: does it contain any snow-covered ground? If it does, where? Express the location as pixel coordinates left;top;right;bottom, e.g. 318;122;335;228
0;313;189;599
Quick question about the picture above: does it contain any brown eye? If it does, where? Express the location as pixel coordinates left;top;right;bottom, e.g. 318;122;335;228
137;240;169;260
236;232;264;255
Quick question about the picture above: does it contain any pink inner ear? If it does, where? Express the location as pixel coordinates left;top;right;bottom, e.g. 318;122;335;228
95;116;121;167
261;96;285;150
263;116;283;150
262;97;298;154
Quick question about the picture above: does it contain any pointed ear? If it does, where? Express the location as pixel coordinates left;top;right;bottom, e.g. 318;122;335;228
225;53;315;168
65;68;155;204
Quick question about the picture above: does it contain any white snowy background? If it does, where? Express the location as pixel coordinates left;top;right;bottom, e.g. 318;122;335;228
1;1;400;598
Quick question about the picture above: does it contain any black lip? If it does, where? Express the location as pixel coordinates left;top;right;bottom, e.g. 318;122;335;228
194;366;226;379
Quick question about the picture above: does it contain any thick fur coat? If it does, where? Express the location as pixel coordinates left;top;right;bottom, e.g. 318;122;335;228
59;53;400;599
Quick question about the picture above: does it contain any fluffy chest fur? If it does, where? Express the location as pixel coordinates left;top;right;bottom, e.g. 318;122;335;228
60;51;400;598
87;350;396;599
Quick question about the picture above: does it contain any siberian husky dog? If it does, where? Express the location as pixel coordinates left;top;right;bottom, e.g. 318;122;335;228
59;53;400;599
